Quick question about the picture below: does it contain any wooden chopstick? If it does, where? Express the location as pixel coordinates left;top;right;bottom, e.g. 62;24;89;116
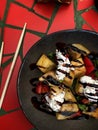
0;41;4;67
0;23;27;109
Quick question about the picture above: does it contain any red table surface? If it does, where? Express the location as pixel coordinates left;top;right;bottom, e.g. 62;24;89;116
0;0;98;130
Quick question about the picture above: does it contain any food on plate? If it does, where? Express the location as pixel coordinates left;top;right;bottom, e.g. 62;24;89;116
72;43;90;56
36;54;56;73
71;57;86;78
56;103;79;120
30;42;98;120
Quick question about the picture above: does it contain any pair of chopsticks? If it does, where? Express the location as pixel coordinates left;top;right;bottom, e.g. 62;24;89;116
0;23;27;109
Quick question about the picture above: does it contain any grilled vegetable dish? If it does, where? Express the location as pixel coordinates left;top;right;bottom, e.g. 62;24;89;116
30;42;98;120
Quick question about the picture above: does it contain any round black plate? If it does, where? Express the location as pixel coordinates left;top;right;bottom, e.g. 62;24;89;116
17;30;98;130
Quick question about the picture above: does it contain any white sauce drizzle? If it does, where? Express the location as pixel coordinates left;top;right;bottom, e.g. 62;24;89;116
80;75;98;102
56;49;74;80
45;91;65;112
